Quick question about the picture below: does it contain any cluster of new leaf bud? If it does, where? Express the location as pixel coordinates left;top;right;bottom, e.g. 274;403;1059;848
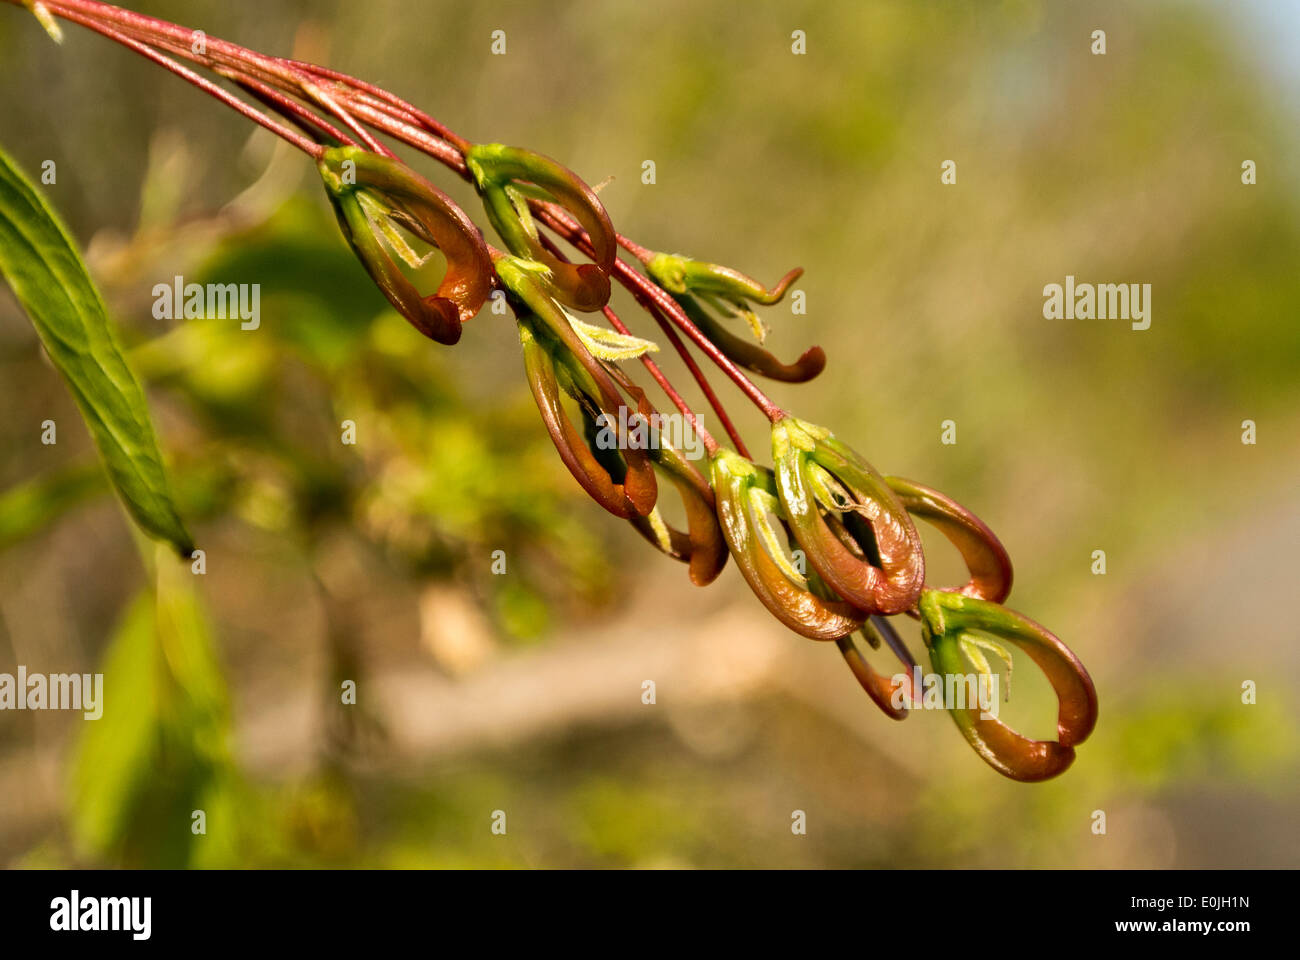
316;136;1097;782
17;0;1098;782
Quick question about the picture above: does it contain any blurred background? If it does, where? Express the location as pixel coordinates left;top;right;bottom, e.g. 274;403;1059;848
0;0;1297;868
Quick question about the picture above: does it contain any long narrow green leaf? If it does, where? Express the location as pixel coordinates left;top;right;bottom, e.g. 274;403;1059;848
0;145;193;554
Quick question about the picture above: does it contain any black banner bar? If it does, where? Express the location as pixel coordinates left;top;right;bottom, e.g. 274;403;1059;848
0;868;1278;947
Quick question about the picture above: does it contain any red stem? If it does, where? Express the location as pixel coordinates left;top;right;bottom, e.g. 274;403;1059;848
45;5;323;158
23;0;789;435
638;301;746;458
530;227;748;452
602;306;719;456
297;81;394;158
533;203;787;423
294;62;473;154
225;72;355;148
532;230;736;454
44;0;394;159
324;95;469;173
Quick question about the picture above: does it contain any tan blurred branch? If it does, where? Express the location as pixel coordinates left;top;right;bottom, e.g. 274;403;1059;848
237;598;931;780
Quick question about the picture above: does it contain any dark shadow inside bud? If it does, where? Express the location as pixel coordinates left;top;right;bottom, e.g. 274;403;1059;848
520;324;641;518
579;403;633;486
827;506;884;569
567;374;657;518
774;419;925;617
502;267;658;517
593;358;722;584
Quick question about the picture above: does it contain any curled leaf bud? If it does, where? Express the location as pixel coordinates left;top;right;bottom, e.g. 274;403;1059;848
647;253;802;306
518;322;653;518
710;449;864;640
919;589;1099;783
886;477;1013;603
467;144;616;312
675;293;826;383
318;146;494;345
648;253;824;383
772;418;925;616
502;257;656;518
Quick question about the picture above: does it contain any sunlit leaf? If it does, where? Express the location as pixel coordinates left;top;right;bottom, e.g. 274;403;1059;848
0;144;192;554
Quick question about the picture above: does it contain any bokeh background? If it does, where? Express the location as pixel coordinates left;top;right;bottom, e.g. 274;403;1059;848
1;0;1297;868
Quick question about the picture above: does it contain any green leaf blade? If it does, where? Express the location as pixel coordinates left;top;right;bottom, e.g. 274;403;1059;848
0;145;193;554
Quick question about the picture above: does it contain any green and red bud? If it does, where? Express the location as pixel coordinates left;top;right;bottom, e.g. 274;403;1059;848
502;257;656;518
467;144;616;312
646;253;802;306
648;253;825;383
772;418;925;616
710;449;865;640
674;293;826;382
919;588;1099;783
318;146;493;345
518;319;655;519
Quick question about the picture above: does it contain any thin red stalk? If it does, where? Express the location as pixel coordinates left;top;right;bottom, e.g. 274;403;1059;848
308;84;429;138
45;5;322;158
294;62;472;154
601;306;718;455
39;0;297;111
325;95;468;172
298;82;394;157
223;72;355;147
44;0;398;159
616;234;656;264
45;0;300;82
29;0;782;432
202;54;466;165
62;0;465;166
640;301;746;455
616;261;785;422
535;226;749;455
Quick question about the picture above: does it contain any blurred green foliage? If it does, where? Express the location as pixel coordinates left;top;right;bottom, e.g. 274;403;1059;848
71;552;235;868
